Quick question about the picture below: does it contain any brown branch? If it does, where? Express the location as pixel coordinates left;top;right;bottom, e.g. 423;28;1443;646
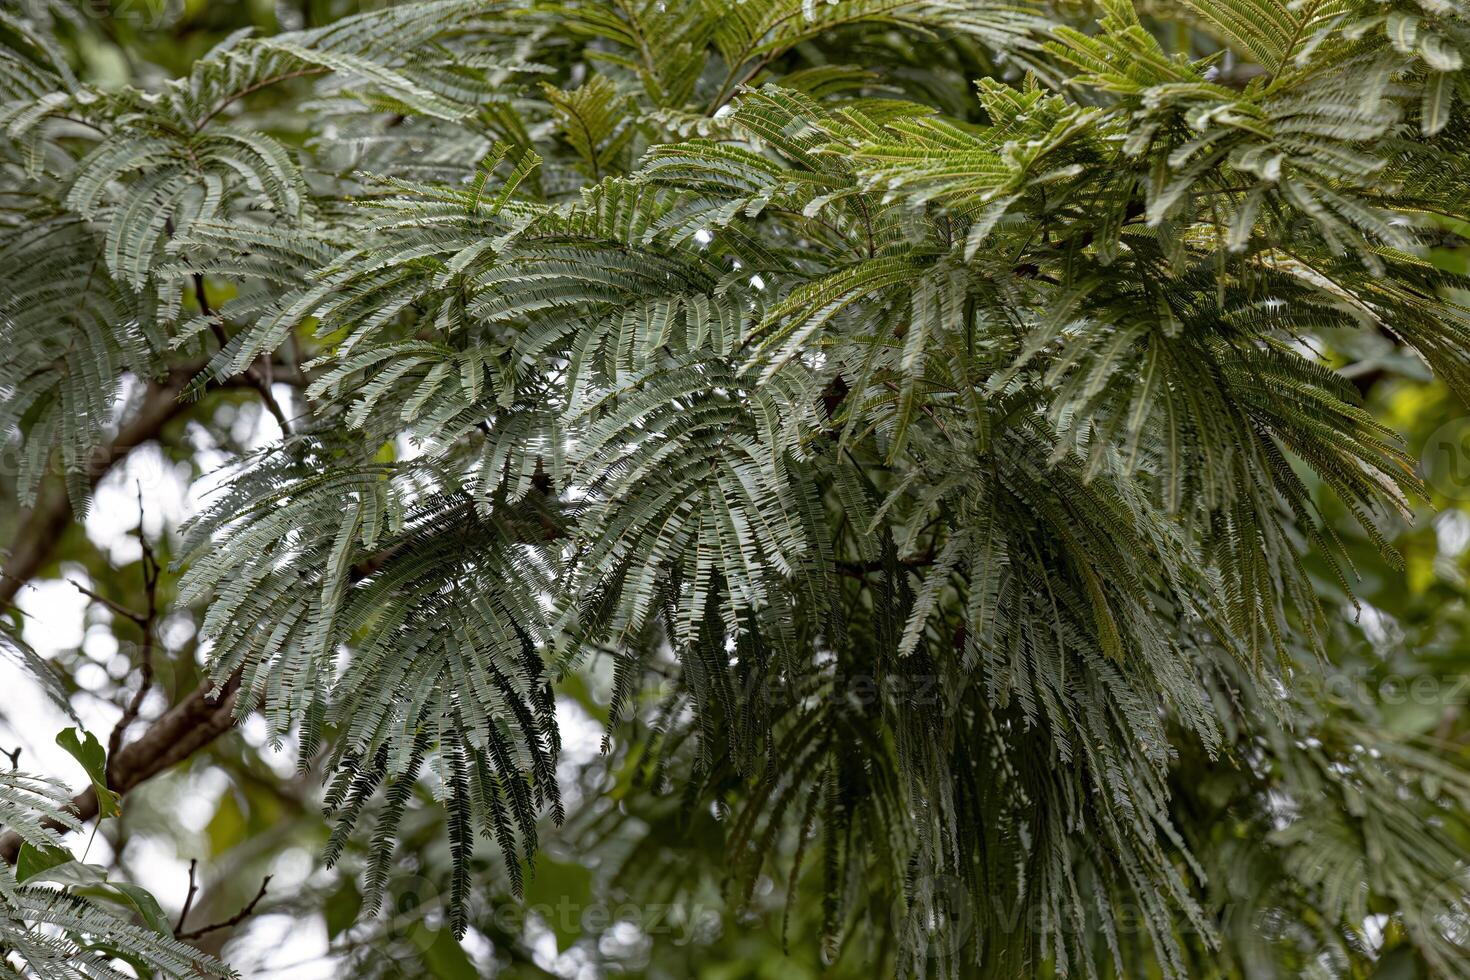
0;281;305;872
2;352;303;614
0;525;444;865
191;68;329;134
108;498;160;772
175;858;201;936
1;456;564;867
65;579;145;625
0;670;243;864
176;874;271;940
0;528;408;863
1;364;199;609
193;273;292;434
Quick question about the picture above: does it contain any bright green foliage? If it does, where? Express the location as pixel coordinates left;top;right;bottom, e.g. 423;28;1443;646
4;0;1470;976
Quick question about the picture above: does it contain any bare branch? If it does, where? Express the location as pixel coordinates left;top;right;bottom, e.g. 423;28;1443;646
108;498;160;772
1;364;200;609
0;539;433;864
175;858;201;936
65;578;146;625
177;874;272;941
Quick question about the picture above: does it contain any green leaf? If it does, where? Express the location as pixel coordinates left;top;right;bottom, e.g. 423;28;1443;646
56;727;120;819
16;840;74;883
420;925;478;980
1422;70;1453;136
521;858;594;949
105;881;173;937
16;846;107;887
325;880;363;939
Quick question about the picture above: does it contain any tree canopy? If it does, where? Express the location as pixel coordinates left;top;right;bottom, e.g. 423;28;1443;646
4;0;1470;976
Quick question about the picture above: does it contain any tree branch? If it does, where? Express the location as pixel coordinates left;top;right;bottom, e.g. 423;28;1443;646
108;502;160;774
0;536;409;864
2;352;303;613
176;874;271;940
191;68;329;134
1;365;198;609
0;670;242;864
193;273;292;434
176;858;201;935
2;461;535;866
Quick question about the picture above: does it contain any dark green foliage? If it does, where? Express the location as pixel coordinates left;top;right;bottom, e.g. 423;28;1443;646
5;0;1470;975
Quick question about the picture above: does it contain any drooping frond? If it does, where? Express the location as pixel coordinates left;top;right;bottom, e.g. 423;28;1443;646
6;0;1470;973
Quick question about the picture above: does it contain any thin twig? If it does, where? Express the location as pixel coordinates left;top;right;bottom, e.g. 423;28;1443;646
1;747;19;769
109;487;160;772
65;579;146;625
191;68;328;134
175;858;200;936
192;273;293;434
0;669;244;865
177;875;272;940
880;379;954;440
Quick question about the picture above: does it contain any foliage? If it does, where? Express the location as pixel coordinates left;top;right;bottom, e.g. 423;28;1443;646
4;0;1470;976
0;744;231;979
